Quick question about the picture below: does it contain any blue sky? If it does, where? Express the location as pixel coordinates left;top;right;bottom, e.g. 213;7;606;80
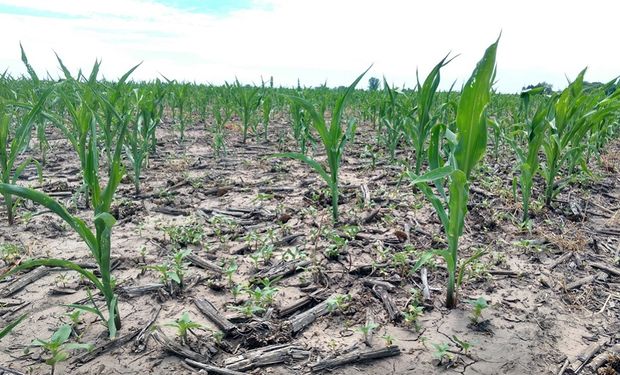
154;0;258;14
0;0;619;92
0;0;258;17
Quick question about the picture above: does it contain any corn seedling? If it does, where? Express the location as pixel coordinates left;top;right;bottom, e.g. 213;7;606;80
211;95;232;157
232;79;261;143
408;39;498;308
506;87;550;223
406;55;454;174
19;44;52;166
124;87;161;194
273;67;370;222
261;84;273;141
378;78;405;161
289;100;314;155
0;182;124;337
168;81;190;143
358;322;379;342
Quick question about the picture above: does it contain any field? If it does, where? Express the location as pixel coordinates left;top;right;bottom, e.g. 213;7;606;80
0;43;620;374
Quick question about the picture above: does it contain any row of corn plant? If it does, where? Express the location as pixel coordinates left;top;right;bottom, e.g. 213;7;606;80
540;70;620;206
0;55;137;338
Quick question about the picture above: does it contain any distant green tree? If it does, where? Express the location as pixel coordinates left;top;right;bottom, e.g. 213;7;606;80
522;82;553;94
368;77;380;91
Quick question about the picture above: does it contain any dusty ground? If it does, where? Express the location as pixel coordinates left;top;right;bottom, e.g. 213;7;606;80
0;114;619;375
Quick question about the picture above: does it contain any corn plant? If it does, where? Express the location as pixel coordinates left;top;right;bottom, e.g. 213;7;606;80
0;87;50;224
587;79;620;156
261;84;273;141
125;88;160;194
232;79;261;143
148;79;167;154
507;87;550;223
289;100;314;155
409;40;498;308
97;64;141;165
211;93;232;157
379;78;405;162
167;80;190;142
406;55;453;174
273;68;369;222
0;180;124;337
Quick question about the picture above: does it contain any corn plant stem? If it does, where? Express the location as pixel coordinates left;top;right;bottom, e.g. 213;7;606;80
446;237;458;309
3;193;13;225
544;157;559;206
415;145;424;175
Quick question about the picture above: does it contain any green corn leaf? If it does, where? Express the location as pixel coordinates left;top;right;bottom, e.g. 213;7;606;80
64;304;105;322
0;184;97;251
286;95;328;145
271;152;332;188
19;43;39;84
54;52;74;80
0;314;27;340
64;342;94;351
428;124;446;170
454;38;498;177
107;295;119;338
416;182;449;230
447;170;468;241
408;165;454;185
456;248;486;288
330;66;372;143
0;259;104;292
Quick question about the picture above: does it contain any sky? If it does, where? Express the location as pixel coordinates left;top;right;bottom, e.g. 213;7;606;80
0;0;619;93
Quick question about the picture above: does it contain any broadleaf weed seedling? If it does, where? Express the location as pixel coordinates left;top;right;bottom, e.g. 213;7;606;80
326;294;351;313
165;311;203;345
29;324;93;375
431;342;453;365
468;297;488;324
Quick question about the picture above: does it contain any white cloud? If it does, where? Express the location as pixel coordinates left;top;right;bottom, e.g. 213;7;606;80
0;0;619;92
